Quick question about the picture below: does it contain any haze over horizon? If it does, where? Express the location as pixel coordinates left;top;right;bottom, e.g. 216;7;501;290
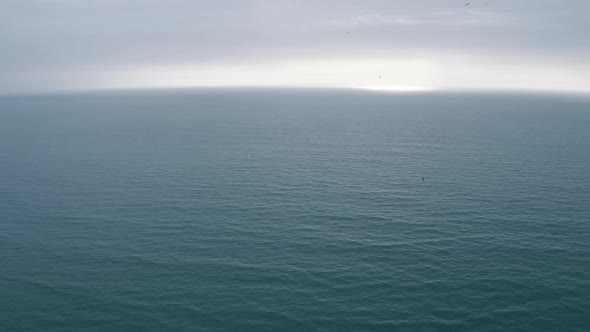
2;0;590;94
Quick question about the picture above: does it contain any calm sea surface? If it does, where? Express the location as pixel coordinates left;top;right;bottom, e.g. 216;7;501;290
1;89;589;331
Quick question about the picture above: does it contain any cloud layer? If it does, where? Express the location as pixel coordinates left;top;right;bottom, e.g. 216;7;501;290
2;0;590;94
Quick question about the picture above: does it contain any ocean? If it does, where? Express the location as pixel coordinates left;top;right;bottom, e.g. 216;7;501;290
1;89;589;331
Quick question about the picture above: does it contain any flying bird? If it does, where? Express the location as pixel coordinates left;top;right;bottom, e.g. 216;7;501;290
465;2;470;6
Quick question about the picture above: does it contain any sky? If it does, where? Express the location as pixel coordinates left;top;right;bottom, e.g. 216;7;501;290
2;0;590;94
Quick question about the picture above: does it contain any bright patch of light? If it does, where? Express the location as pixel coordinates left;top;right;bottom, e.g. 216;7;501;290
104;58;439;91
359;85;435;92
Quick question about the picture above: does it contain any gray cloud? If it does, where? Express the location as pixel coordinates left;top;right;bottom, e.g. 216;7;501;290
324;9;505;28
1;0;590;93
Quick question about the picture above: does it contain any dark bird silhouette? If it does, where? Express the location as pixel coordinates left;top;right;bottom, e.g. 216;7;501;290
422;177;425;182
465;2;470;6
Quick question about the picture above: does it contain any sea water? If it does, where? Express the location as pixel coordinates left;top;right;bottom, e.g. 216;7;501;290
1;89;589;331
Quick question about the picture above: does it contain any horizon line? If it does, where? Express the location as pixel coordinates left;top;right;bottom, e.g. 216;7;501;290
1;85;590;98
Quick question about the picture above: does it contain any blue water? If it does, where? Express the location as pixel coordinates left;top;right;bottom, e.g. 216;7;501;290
1;89;589;331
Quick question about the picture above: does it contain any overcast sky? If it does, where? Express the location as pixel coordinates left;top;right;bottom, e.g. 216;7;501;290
2;0;590;94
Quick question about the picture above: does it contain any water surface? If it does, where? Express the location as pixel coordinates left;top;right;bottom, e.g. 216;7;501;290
1;89;589;331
